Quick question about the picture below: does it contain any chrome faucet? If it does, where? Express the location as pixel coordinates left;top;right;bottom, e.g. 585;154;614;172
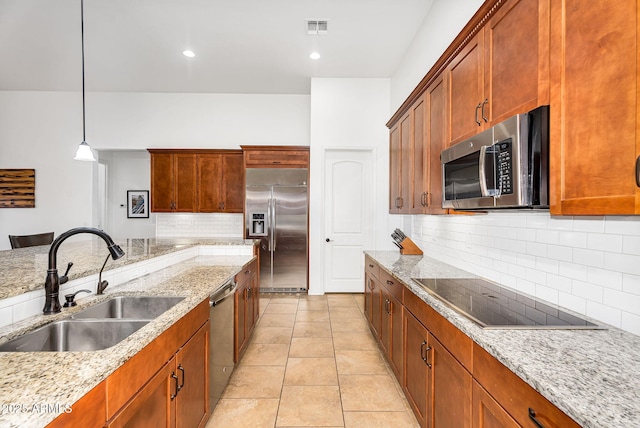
43;227;125;314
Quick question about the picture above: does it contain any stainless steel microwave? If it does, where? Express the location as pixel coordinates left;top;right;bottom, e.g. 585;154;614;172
441;105;549;210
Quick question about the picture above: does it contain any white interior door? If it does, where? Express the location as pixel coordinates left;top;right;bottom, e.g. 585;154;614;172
323;149;374;292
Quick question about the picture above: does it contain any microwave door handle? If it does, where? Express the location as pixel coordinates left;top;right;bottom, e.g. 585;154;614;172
479;145;491;197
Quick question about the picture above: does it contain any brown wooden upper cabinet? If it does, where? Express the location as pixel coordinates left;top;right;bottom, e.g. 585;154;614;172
241;145;310;168
445;0;550;146
149;151;197;213
549;0;640;215
198;152;244;213
149;149;244;213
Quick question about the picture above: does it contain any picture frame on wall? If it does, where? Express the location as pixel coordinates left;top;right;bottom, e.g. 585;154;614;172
127;190;149;218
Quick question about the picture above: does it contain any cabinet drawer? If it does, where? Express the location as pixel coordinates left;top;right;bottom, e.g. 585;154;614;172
404;290;473;371
364;256;380;279
473;344;580;428
236;259;258;285
379;270;403;302
244;148;309;168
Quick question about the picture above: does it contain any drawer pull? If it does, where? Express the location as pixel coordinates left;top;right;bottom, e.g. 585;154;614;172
368;264;374;268
475;102;482;126
420;340;432;368
245;269;251;275
384;298;391;315
386;280;394;286
636;156;640;187
528;408;545;428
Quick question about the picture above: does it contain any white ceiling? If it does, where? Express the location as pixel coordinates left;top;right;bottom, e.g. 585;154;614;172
0;0;434;94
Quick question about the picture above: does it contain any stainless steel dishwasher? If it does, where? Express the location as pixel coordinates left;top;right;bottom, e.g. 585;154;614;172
209;277;237;412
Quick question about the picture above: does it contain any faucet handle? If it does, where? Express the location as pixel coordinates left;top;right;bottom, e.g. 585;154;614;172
59;262;74;285
63;289;91;307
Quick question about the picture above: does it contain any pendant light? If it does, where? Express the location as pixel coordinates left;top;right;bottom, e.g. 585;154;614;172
74;0;96;162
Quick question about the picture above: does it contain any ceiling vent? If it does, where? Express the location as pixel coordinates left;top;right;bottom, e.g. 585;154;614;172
307;20;328;35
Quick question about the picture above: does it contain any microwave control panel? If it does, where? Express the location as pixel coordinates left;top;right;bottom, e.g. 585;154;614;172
496;140;513;195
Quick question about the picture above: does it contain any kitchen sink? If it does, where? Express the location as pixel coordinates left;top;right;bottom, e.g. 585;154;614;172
71;296;185;320
0;319;150;352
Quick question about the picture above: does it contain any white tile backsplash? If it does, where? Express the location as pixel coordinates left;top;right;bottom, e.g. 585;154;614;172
156;213;243;238
411;212;640;335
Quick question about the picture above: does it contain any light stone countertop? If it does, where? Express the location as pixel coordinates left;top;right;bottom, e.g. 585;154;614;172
0;237;256;300
0;253;254;428
365;250;640;428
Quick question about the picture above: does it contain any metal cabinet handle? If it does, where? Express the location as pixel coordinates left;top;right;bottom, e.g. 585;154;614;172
481;98;489;122
636;156;640;187
420;340;432;368
177;364;185;391
528;408;545;428
384;298;391;315
475;102;482;126
171;372;179;400
386;280;394;286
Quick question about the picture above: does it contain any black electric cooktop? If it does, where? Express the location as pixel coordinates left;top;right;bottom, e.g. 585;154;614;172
412;278;604;329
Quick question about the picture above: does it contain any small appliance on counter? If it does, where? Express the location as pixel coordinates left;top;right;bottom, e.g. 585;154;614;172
391;229;423;255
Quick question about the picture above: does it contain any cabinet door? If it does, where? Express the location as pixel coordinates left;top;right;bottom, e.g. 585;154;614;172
399;111;413;213
176;322;209;428
484;0;547;125
425;76;447;214
174;154;197;212
246;275;257;336
107;361;175;428
446;31;485;145
222;153;244;213
429;334;472;428
411;96;427;213
389;124;402;213
370;275;382;339
403;311;429;427
389;293;403;382
197;154;223;213
364;272;374;324
150;153;175;212
472;381;519;428
550;0;640;214
234;282;247;363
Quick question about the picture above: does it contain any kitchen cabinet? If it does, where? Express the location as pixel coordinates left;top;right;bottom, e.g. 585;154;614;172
108;322;209;428
403;303;472;428
149;149;243;213
364;256;383;339
445;0;549;146
234;258;258;362
150;151;197;212
362;255;582;428
198;152;244;213
388;110;412;213
473;344;580;428
241;145;310;168
389;122;402;213
549;0;640;215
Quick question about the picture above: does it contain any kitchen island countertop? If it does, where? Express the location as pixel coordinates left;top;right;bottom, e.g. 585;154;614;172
366;250;640;428
0;238;254;428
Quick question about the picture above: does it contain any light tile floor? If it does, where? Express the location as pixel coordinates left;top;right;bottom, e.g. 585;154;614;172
207;293;419;428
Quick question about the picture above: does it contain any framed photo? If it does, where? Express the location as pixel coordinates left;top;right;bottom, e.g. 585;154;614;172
127;190;149;218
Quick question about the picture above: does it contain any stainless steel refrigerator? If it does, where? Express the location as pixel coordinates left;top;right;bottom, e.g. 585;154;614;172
245;168;308;292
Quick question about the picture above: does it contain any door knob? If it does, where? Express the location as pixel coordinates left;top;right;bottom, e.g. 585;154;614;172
325;238;332;242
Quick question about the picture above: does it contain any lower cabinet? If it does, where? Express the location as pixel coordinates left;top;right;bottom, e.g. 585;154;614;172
234;259;258;362
363;257;580;428
108;321;209;428
48;299;210;428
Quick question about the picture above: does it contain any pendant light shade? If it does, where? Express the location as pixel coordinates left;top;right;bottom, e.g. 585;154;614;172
74;141;96;161
74;0;96;162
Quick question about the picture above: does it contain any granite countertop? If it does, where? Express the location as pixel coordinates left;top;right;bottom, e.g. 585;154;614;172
0;253;254;428
365;250;640;428
0;237;256;300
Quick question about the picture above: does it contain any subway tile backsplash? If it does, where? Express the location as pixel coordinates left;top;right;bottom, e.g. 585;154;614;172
411;212;640;336
156;213;244;238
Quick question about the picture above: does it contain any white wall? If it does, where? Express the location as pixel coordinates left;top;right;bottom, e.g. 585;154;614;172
309;78;402;295
0;91;310;250
390;0;484;110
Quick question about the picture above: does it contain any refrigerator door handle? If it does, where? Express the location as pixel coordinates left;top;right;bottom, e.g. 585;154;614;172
270;196;276;251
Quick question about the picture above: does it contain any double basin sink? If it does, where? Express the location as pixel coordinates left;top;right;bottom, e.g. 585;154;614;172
0;296;185;352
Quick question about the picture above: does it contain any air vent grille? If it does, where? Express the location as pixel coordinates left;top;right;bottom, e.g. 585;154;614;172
307;20;328;35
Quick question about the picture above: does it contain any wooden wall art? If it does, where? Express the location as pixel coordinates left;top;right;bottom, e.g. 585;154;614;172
0;169;36;208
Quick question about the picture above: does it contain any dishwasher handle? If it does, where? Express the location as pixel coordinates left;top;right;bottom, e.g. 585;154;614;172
210;280;237;307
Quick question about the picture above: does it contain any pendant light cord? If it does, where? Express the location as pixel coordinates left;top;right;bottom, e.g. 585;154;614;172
81;0;86;143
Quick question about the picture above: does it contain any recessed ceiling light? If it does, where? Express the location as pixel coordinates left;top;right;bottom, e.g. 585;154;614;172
182;50;195;58
309;52;321;60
